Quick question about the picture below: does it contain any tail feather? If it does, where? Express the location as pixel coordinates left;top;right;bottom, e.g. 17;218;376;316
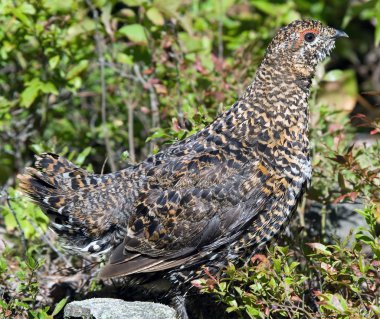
18;153;93;212
18;153;124;256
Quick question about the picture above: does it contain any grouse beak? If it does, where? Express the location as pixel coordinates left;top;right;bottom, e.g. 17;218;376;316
333;29;349;39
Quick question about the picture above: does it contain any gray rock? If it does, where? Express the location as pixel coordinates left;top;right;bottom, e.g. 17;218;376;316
329;203;366;242
64;298;177;319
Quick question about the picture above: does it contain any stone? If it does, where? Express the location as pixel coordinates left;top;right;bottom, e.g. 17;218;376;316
64;298;177;319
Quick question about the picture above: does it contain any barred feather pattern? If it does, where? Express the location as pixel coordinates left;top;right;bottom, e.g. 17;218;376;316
18;20;346;305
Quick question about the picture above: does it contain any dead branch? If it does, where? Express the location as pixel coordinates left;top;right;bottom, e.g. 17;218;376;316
133;64;160;152
86;0;116;172
24;215;71;266
6;193;27;255
127;98;136;163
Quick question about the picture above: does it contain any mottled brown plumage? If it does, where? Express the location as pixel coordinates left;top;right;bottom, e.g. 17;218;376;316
18;20;347;317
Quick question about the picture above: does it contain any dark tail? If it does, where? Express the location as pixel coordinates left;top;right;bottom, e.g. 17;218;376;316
18;153;124;255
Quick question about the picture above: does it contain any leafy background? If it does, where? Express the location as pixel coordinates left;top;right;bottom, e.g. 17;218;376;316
0;0;379;318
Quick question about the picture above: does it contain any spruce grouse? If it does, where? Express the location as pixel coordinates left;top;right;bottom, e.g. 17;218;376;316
19;20;347;318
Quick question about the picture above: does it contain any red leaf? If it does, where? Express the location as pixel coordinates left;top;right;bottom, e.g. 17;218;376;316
191;280;203;289
211;54;225;73
153;83;168;95
251;254;269;266
195;59;208;75
143;68;154;75
333;192;358;204
349;192;358;201
172;118;180;132
204;267;218;283
351;113;367;119
291;295;302;302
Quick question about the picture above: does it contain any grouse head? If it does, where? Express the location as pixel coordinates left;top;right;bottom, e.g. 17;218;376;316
264;20;348;76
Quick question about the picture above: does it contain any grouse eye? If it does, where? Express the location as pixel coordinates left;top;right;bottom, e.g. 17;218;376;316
304;32;316;42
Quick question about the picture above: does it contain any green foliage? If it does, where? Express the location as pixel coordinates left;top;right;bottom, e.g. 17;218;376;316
1;0;377;179
0;250;67;318
1;188;49;240
355;206;380;259
195;97;380;317
310;108;380;206
198;207;380;318
343;0;380;45
0;0;379;318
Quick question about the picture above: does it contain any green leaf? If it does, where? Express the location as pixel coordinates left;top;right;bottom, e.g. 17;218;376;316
94;0;107;6
66;60;89;80
75;146;92;166
371;304;380;315
153;0;192;34
245;305;263;318
116;53;134;65
0;257;8;273
121;0;147;6
178;32;204;53
323;69;345;82
43;0;74;13
16;270;27;281
251;1;290;16
355;232;375;245
30;143;49;154
26;254;37;269
332;294;348;313
306;242;332;256
146;7;165;26
20;3;36;15
40;82;58;95
234;286;243;296
153;0;181;16
289;261;300;270
20;78;58;107
20;79;40;108
0;299;7;308
226;306;238;313
51;297;68;317
12;8;33;27
273;258;281;272
118;24;148;45
218;281;226;292
358;254;367;273
66;19;96;41
146;129;169;142
49;55;60;69
121;150;130;161
14;300;29;309
375;3;380;46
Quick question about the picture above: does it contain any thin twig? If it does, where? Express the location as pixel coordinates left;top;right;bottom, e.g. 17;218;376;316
103;61;139;82
86;0;116;172
104;62;152;158
100;155;108;176
133;64;160;152
271;302;315;319
6;194;27;255
168;23;185;119
127;98;136;163
25;215;71;265
217;9;224;60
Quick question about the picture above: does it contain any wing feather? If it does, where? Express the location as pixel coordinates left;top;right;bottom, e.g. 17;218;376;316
101;158;292;278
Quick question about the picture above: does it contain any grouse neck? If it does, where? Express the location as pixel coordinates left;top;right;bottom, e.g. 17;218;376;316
239;61;313;129
247;60;313;101
207;60;313;144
